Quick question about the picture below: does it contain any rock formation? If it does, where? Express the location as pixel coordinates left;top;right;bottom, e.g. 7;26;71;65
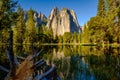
24;11;47;27
46;7;81;36
34;12;47;27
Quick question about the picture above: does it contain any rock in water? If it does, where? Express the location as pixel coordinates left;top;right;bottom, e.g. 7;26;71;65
46;7;81;36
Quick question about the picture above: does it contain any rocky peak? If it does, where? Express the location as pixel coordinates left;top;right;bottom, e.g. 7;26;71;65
24;11;47;27
50;7;59;17
46;7;81;36
38;12;47;21
34;12;47;27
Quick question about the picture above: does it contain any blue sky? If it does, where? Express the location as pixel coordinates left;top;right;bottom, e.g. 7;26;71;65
18;0;98;26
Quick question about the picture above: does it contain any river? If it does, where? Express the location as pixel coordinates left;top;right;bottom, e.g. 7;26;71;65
0;45;120;80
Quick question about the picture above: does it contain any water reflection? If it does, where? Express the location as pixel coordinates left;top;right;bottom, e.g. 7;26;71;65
42;46;120;80
0;45;120;80
43;46;95;80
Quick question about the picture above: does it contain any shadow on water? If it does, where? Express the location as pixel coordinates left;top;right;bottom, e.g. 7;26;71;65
0;45;120;80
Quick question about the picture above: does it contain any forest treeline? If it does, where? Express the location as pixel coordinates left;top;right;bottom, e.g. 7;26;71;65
83;0;120;44
0;0;120;45
0;0;81;44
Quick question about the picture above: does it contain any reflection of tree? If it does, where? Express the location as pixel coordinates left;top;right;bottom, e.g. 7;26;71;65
63;46;72;57
1;45;120;79
87;46;120;80
69;55;94;80
43;46;95;80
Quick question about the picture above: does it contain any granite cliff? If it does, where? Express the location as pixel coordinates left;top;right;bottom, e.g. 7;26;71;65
24;11;47;27
46;7;81;36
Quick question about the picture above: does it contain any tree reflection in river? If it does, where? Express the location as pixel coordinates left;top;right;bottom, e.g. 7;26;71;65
0;45;120;80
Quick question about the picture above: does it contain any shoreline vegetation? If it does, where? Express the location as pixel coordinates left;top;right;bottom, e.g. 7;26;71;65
0;43;120;47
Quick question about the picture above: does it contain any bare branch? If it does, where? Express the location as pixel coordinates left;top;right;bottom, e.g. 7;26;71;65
29;49;43;61
17;56;25;60
0;65;9;73
14;57;20;66
34;67;56;80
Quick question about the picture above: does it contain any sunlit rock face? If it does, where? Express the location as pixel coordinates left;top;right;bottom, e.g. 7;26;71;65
46;7;82;36
24;11;47;27
34;12;47;27
24;11;28;22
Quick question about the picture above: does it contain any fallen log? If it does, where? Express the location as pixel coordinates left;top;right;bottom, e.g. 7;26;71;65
32;59;44;67
5;50;10;61
30;49;43;61
31;60;46;69
34;59;44;65
34;67;56;80
14;57;20;66
35;61;46;68
0;65;9;73
14;55;34;80
17;56;25;60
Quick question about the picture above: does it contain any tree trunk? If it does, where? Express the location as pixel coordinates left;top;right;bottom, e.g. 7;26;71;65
7;30;16;77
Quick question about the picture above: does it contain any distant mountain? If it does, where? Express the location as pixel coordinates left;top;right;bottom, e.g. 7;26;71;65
46;7;81;36
34;12;47;27
24;11;47;27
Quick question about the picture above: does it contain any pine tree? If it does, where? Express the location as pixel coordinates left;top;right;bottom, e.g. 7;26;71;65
24;9;36;44
0;0;17;77
106;0;120;43
97;0;105;17
63;32;72;43
58;35;63;43
73;32;77;43
13;6;25;44
0;0;18;30
0;0;17;43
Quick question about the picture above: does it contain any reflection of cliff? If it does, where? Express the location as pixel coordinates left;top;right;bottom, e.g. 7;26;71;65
43;47;95;80
52;48;71;79
41;46;120;80
53;48;65;59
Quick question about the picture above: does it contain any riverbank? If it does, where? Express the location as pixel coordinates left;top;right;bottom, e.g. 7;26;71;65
0;43;120;47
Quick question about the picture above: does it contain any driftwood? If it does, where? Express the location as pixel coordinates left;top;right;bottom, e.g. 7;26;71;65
17;56;25;60
14;55;34;80
0;65;9;73
34;67;56;80
34;61;46;69
3;31;58;79
6;50;19;66
14;57;20;66
5;50;10;61
5;54;57;80
31;59;44;68
30;49;43;61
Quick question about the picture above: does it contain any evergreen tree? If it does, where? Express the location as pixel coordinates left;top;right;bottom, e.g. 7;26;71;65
58;35;63;43
24;9;36;44
0;0;17;43
77;33;81;43
82;23;91;43
73;32;77;43
97;0;105;17
63;32;72;43
85;0;120;44
13;6;25;44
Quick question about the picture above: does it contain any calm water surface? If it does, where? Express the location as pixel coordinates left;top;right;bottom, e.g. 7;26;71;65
0;45;120;80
